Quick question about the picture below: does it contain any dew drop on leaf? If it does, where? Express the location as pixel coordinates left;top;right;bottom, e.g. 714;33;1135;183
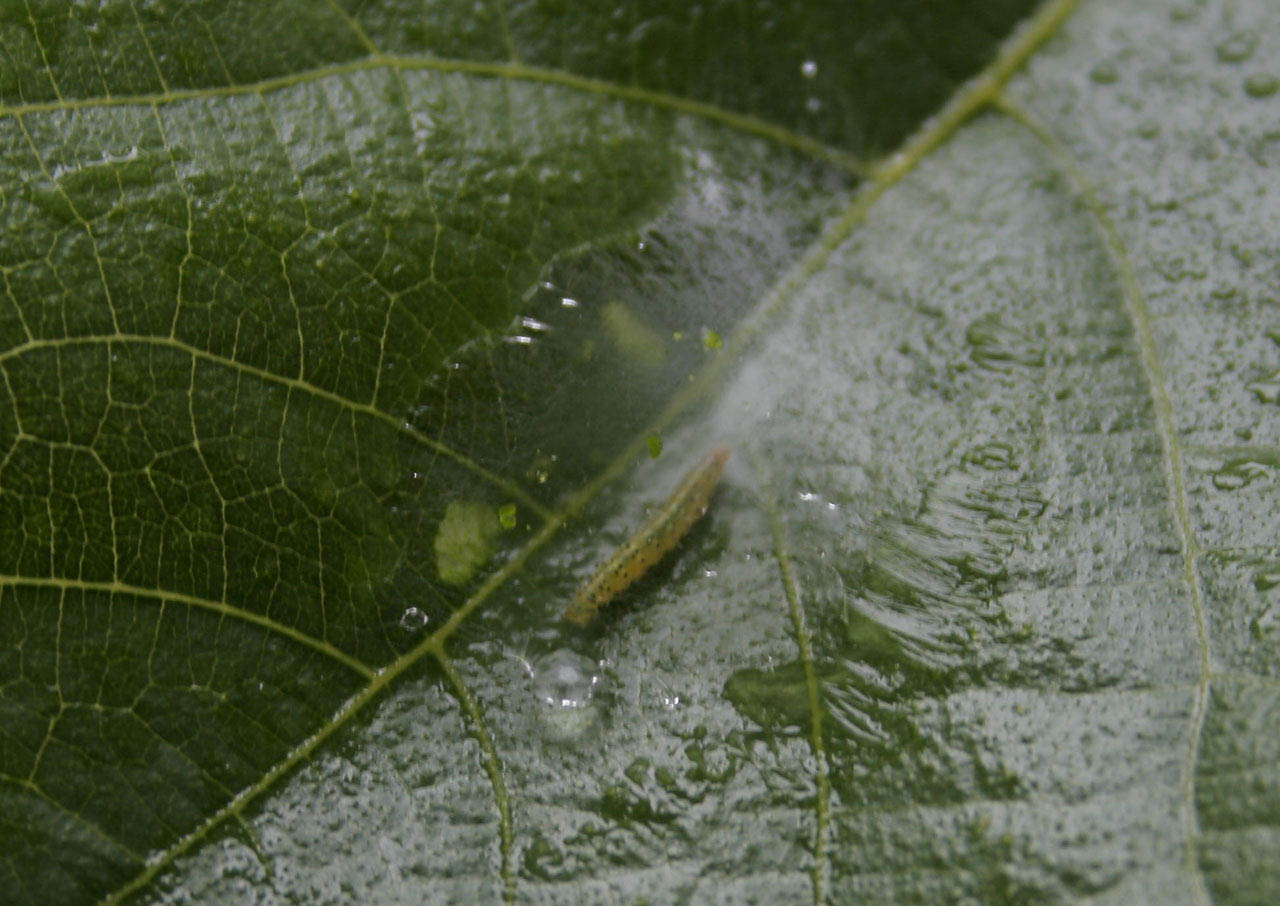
532;649;599;709
399;607;428;632
530;649;602;743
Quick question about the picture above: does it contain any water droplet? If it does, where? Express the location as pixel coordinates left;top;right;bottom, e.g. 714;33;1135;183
804;96;823;113
1244;73;1280;99
1247;370;1280;404
1089;60;1119;84
535;650;604;742
1216;33;1257;64
399;607;428;632
561;296;580;308
798;491;820;502
532;649;600;712
800;60;818;79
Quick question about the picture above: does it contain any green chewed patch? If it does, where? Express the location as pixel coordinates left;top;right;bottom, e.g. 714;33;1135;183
434;500;502;585
498;502;518;529
722;661;821;731
601;300;666;367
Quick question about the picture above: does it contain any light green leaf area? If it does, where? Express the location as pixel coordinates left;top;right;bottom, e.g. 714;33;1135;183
2;1;1278;905
434;501;501;586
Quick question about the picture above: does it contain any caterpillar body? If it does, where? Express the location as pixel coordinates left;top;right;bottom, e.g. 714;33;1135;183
563;447;729;627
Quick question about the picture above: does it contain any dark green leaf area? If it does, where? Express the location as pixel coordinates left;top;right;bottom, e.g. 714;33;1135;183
357;0;1042;154
0;584;363;906
0;2;371;102
404;128;848;498
1;339;451;663
6;72;678;414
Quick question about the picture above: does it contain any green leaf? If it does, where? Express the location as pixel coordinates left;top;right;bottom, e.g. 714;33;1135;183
3;2;1278;905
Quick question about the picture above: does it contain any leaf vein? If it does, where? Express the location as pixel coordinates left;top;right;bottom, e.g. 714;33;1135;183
0;575;374;679
754;452;831;906
435;648;516;903
993;94;1213;906
0;334;551;518
0;772;144;863
0;56;866;177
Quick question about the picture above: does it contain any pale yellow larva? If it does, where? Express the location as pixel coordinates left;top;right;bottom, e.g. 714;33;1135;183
563;447;729;626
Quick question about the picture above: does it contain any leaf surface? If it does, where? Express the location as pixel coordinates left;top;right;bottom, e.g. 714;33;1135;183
1;1;1278;905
